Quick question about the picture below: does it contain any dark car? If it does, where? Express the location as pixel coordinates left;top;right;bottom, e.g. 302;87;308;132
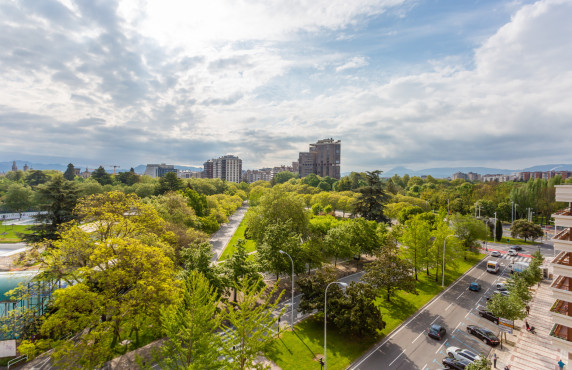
466;325;500;346
468;282;481;292
442;357;471;369
428;324;446;340
511;245;523;251
478;309;499;324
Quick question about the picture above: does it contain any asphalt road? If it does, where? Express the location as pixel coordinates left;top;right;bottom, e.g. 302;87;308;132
349;251;531;370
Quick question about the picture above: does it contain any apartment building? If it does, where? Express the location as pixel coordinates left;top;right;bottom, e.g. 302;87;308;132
203;155;242;183
144;163;177;178
298;138;341;179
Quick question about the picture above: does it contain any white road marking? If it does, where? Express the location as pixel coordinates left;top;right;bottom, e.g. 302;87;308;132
430;316;439;325
388;350;405;366
412;332;424;344
445;302;454;311
455;322;462;331
478;271;485;278
457;292;464;300
435;342;445;354
465;311;471;319
422;363;427;370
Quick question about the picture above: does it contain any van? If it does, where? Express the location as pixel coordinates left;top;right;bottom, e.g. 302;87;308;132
487;261;499;274
508;261;529;273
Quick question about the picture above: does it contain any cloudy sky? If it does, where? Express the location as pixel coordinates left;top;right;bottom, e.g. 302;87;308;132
1;0;571;172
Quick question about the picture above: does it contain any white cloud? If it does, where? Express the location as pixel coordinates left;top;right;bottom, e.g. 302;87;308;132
336;56;369;72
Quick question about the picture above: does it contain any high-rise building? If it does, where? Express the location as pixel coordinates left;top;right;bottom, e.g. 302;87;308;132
204;155;243;183
550;185;572;356
144;163;177;178
298;138;341;179
203;160;214;179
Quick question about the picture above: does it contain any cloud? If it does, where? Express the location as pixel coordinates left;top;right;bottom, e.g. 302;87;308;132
336;56;368;72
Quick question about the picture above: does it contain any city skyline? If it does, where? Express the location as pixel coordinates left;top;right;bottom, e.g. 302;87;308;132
1;0;571;171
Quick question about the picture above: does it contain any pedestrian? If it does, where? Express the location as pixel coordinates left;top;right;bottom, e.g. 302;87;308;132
559;359;565;369
526;304;530;315
493;353;497;368
525;320;530;331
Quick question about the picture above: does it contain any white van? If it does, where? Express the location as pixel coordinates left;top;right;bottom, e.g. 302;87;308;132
487;261;500;274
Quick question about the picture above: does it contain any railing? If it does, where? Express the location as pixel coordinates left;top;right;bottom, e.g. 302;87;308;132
553;251;570;266
554;208;572;217
553;228;572;242
551;299;569;314
551;323;568;340
552;275;569;290
7;354;28;369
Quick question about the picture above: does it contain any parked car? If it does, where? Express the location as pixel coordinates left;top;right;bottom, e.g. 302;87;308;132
494;290;510;297
491;250;501;257
428;324;446;340
468;282;481;292
442;357;471;369
466;325;500;346
511;245;523;251
478;309;499;324
508;249;518;256
446;346;483;363
495;282;507;291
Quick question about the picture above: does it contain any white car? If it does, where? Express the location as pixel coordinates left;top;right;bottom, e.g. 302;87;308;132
495;282;507;290
491;251;501;257
508;249;518;256
446;346;483;363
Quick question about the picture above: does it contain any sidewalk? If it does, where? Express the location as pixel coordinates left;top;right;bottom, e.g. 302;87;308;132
209;203;248;261
490;277;564;370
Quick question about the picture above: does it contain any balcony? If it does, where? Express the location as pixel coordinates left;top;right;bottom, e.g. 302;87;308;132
552;229;572;253
551;323;572;352
553;208;572;228
555;185;572;203
551;276;572;302
551;300;572;327
553;251;572;277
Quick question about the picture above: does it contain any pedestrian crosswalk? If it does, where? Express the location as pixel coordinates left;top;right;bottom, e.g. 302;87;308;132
492;254;531;263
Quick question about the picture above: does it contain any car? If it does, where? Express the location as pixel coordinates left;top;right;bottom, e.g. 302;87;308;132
466;325;500;346
442;357;471;369
468;282;481;291
491;251;501;257
478;309;499;324
428;324;446;340
508;249;518;256
446;346;483;363
511;245;523;251
494;290;510;297
495;282;507;290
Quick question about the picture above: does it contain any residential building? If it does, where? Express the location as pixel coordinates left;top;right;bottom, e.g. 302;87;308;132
452;172;468;181
298;138;341;179
550;185;572;356
203;160;214;179
482;174;515;182
144;163;177;178
213;155;242;183
467;172;481;181
243;168;273;183
178;170;202;179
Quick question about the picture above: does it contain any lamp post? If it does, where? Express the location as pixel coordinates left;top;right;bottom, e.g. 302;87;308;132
443;235;459;287
324;281;347;370
279;250;295;331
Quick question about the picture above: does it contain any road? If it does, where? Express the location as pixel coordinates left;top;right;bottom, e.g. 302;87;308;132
349;249;533;370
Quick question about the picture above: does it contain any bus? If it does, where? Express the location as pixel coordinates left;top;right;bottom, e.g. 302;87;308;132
487;260;499;274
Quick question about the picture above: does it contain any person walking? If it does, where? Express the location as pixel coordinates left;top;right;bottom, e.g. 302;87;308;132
493;353;497;368
525;304;530;315
559;359;565;369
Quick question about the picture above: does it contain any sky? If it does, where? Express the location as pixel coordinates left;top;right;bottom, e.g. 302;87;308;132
1;0;571;172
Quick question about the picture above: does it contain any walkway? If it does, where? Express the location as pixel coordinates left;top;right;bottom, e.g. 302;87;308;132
491;266;564;370
209;204;248;261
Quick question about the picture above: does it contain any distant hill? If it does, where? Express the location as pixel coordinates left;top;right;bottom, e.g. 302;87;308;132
383;166;515;178
132;164;203;174
0;160;68;173
521;164;572;172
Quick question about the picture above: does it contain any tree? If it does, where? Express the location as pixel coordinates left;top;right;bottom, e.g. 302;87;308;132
182;187;208;217
301;173;320;187
297;266;339;314
510;219;543;242
91;166;113;185
324;222;357;266
354;170;390;223
466;357;492;370
273;171;297;185
221;278;283;370
158;271;224;369
495;218;503;241
329;281;385;337
116;168;141;186
429;210;460;282
451;214;489;257
181;242;225;297
156;172;184;194
22;175;79;243
362;240;417;302
486;292;526;322
63;163;76;181
505;273;532;303
256;221;304;279
401;216;432;280
222;239;261;301
3;183;33;212
24;170;49;188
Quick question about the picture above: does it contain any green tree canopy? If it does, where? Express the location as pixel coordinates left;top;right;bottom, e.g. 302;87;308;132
91;166;113;185
3;183;33;212
510;219;543;241
156;172;184;194
354;170;390;223
63;163;76;181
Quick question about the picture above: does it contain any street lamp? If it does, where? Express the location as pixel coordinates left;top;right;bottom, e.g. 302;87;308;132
324;281;348;370
279;250;295;331
443;235;459;287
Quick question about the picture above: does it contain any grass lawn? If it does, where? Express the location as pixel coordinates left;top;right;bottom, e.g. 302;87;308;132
267;252;485;370
0;222;31;243
219;213;256;261
485;236;539;245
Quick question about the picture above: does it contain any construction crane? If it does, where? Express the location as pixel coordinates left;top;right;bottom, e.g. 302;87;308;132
108;165;120;175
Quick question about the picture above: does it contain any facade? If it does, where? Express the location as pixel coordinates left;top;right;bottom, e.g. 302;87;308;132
214;155;242;183
243;168;273;183
178;170;202;179
452;172;468;181
467;172;481;181
550;185;572;356
144;163;177;178
203;160;214;179
80;168;92;179
482;174;515;182
298;138;341;179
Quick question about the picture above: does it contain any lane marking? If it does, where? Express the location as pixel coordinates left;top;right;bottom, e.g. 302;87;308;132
445;302;454;311
478;271;485;279
455;322;462;331
388;350;405;367
457;292;464;300
435;342;445;354
422;363;427;370
412;332;424;344
430;316;439;325
465;311;470;319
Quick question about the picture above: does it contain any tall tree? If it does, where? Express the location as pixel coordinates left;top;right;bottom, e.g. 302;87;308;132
362;239;417;302
451;214;489;258
91;166;113;185
510;219;543;242
222;239;261;301
354;170;390;223
256;221;304;279
63;163;76;181
22;175;79;243
181;187;208;217
24;170;49;188
221;278;283;370
495;218;503;241
401;215;432;280
156;172;184;194
158;271;224;369
181;242;225;297
116;168;141;186
297;266;339;314
3;183;33;213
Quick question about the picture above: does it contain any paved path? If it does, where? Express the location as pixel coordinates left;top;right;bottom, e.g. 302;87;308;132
209;204;248;261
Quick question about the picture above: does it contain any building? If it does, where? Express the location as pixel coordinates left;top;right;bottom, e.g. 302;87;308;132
214;155;242;183
178;170;202;179
243;168;273;183
298;138;341;179
452;172;468;181
11;161;17;172
203;160;214;179
550;185;572;356
144;163;177;178
23;164;29;172
467;172;481;181
482;174;515;182
80;168;92;179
